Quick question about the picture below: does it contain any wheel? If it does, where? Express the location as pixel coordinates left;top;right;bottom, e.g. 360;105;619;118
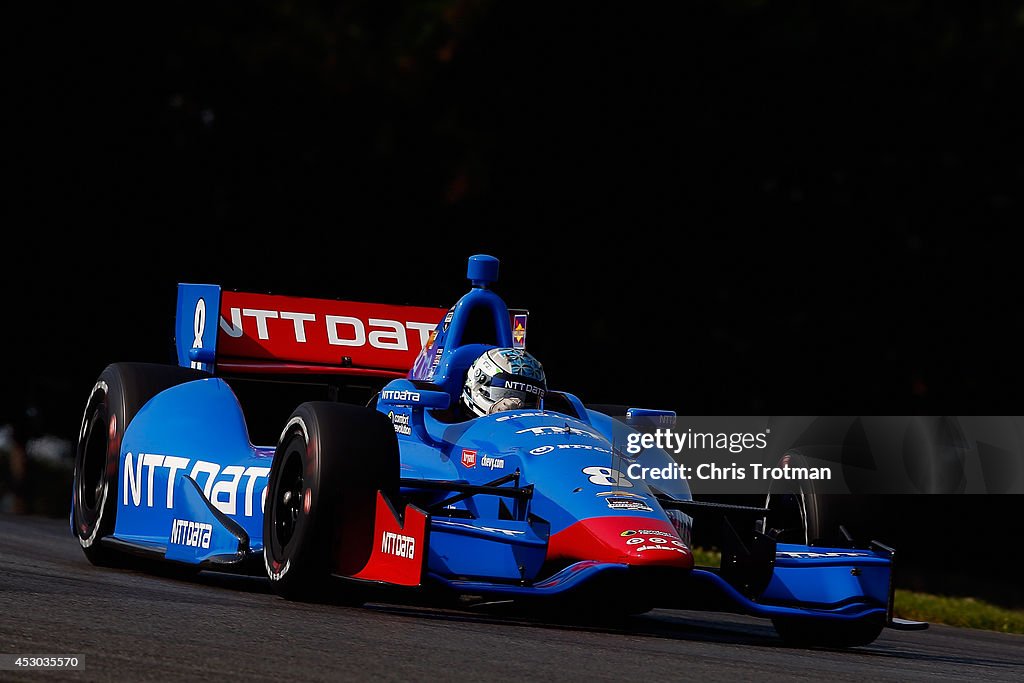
761;450;848;546
763;451;886;648
773;614;885;648
263;402;399;602
72;363;205;566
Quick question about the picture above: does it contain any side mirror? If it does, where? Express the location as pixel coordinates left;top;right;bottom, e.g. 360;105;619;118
378;382;449;447
626;407;676;427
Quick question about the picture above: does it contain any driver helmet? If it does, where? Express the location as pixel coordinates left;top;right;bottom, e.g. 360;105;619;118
462;348;546;416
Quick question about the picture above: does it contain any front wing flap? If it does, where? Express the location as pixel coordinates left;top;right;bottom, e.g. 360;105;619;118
340;491;430;587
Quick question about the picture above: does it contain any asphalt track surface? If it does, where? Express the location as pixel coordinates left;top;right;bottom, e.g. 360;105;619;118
1;515;1021;682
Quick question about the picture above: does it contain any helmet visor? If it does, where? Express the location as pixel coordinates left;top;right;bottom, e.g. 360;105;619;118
484;372;545;409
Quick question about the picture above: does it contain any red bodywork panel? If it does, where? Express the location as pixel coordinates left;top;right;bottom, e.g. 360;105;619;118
216;291;445;375
547;516;694;569
347;492;429;587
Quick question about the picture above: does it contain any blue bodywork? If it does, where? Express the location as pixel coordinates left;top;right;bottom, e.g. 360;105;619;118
114;379;273;552
84;254;900;632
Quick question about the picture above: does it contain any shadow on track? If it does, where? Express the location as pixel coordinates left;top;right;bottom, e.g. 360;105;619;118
76;560;1024;674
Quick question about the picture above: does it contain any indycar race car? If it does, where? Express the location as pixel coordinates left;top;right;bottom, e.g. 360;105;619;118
71;254;925;647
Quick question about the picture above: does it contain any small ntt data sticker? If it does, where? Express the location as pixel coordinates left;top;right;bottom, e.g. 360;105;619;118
0;655;84;670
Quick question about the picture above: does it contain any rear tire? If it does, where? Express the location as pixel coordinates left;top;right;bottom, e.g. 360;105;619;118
263;402;399;603
72;363;206;566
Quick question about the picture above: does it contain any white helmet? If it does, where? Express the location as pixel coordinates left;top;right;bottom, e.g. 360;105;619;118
462;348;546;417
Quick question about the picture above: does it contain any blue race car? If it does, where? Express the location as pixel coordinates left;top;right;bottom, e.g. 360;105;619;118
71;254;924;647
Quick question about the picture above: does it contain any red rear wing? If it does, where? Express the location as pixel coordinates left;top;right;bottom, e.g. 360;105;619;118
212;290;445;379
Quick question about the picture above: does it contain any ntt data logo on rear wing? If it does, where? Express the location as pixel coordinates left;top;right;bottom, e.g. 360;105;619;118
220;309;433;350
214;291;446;371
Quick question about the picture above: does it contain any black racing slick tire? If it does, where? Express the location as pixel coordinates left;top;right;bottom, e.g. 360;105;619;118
72;363;206;566
761;450;843;546
762;451;887;648
772;614;886;648
263;402;399;603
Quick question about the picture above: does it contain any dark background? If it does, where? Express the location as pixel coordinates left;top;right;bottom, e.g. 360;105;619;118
2;2;1022;601
4;2;1022;427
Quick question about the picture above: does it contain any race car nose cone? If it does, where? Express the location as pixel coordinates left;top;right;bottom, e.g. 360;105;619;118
547;517;694;569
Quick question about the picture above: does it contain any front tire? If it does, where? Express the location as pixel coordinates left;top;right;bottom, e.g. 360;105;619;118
762;451;887;647
761;450;840;545
263;402;399;602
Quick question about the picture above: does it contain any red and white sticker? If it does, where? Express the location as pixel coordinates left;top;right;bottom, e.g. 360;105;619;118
461;449;478;468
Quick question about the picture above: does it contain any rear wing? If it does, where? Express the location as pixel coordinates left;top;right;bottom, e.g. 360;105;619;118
175;284;446;379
